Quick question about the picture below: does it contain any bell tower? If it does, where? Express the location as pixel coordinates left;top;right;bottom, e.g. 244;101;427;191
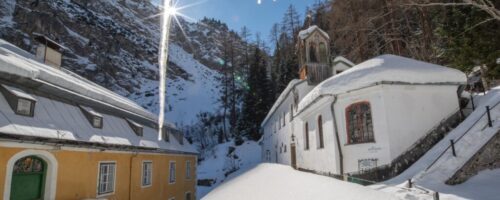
297;25;331;85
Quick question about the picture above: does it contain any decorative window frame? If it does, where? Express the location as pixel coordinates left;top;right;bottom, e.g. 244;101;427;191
169;161;176;184
0;84;37;117
345;101;375;145
96;161;117;197
141;160;153;188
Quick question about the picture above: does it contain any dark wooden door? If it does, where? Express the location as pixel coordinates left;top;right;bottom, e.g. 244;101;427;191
291;144;297;169
11;156;46;200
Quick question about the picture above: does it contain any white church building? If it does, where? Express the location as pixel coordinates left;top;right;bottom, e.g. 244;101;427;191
260;26;467;177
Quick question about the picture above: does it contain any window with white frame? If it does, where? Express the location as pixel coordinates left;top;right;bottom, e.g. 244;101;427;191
98;162;116;195
142;161;152;187
169;161;176;183
186;160;192;179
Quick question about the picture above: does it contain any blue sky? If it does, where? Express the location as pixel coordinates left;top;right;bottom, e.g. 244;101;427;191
172;0;314;41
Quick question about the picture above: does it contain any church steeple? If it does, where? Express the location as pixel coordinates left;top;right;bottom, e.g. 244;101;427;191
297;26;331;85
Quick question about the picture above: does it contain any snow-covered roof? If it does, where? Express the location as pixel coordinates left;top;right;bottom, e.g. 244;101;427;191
333;56;355;67
298;25;330;40
298;54;467;113
203;163;398;200
0;39;196;154
0;88;197;153
0;39;157;122
261;79;306;127
1;84;37;101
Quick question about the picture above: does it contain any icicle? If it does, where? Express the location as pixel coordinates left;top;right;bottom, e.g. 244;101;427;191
158;0;173;141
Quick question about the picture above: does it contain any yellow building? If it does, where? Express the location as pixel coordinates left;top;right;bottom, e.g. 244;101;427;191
0;37;197;200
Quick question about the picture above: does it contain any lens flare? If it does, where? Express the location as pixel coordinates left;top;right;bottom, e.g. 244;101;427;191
158;0;174;140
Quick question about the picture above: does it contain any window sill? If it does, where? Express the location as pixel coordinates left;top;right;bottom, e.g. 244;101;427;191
141;184;152;189
96;192;115;198
344;141;376;146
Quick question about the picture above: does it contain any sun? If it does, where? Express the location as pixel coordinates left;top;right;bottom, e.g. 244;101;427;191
165;5;178;16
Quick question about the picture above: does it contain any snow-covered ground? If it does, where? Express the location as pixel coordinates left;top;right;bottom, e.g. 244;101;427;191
197;140;261;198
129;43;221;126
371;87;500;200
203;163;399;200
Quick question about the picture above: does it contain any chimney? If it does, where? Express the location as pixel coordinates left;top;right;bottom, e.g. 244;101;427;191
33;33;64;69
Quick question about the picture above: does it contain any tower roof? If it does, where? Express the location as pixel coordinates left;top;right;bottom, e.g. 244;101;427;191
298;25;329;40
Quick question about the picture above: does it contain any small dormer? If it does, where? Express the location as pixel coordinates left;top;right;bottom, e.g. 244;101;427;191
79;105;103;129
297;26;331;85
126;118;144;137
0;84;37;117
33;33;65;69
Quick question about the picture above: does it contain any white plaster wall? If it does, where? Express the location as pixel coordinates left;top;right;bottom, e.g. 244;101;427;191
263;82;461;175
382;85;460;159
295;99;340;175
334;86;392;173
260;81;315;165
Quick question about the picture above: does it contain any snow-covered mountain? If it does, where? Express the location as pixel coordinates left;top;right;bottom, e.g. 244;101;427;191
0;0;235;126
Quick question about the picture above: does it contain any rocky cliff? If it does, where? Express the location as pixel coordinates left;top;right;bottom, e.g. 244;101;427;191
0;0;240;126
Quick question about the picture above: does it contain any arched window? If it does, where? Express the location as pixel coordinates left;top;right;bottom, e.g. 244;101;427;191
304;122;310;150
319;42;327;63
283;112;286;126
345;102;374;144
309;42;318;63
317;115;324;149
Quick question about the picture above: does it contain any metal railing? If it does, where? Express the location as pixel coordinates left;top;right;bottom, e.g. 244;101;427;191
424;98;500;171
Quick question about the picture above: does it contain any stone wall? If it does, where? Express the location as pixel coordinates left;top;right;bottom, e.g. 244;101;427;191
446;131;500;185
351;111;464;182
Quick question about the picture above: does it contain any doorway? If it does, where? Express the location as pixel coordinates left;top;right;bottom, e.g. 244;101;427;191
290;144;297;169
10;156;46;200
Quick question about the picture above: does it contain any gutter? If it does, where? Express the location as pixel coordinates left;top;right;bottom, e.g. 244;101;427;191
330;96;343;175
0;133;199;156
129;151;138;199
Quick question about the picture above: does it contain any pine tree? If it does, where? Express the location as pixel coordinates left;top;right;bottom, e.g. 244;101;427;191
239;47;272;140
437;5;500;78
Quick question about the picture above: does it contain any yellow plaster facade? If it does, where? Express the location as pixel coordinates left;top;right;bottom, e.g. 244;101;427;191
0;144;196;200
